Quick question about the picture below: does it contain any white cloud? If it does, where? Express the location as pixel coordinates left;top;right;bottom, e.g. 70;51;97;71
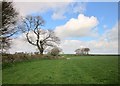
13;2;86;20
55;14;99;39
71;2;86;14
51;8;67;20
52;13;66;20
101;23;118;42
9;33;37;54
59;23;118;54
51;3;69;20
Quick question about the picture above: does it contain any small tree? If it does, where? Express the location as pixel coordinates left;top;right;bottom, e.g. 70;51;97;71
84;48;90;55
49;47;62;56
75;48;81;55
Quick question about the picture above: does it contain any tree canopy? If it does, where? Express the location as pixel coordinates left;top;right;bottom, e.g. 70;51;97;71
20;15;60;54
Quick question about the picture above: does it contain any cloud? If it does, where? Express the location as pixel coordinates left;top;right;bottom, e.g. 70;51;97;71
13;2;86;20
101;23;118;42
9;33;37;54
54;14;99;39
70;2;86;14
59;22;118;54
60;39;118;54
51;3;69;20
52;13;66;20
52;13;65;20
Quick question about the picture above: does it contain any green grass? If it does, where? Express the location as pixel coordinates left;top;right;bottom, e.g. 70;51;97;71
2;55;119;84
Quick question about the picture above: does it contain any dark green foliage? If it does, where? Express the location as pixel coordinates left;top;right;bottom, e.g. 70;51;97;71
2;0;18;34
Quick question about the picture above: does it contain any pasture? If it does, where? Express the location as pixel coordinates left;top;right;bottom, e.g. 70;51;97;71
2;55;119;84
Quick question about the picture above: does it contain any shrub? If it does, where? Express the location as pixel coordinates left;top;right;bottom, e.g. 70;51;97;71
49;47;61;56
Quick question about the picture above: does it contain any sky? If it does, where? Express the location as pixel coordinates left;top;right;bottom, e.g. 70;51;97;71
8;0;119;54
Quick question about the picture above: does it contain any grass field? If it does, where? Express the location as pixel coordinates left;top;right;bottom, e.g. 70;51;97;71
2;55;119;84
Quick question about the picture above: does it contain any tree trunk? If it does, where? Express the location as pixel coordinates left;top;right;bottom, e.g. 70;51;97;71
37;45;43;55
40;49;43;55
37;48;43;55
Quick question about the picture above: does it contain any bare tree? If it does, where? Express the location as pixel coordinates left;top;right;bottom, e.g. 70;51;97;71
20;15;60;55
0;0;19;51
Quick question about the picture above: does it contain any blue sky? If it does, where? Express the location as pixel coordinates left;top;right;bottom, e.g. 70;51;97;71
38;2;118;41
10;1;118;54
40;2;118;29
85;2;118;33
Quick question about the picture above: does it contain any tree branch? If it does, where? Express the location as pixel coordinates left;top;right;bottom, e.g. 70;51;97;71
23;20;30;32
26;33;37;46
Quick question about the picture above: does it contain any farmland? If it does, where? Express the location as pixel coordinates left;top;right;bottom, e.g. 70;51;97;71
2;55;119;84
